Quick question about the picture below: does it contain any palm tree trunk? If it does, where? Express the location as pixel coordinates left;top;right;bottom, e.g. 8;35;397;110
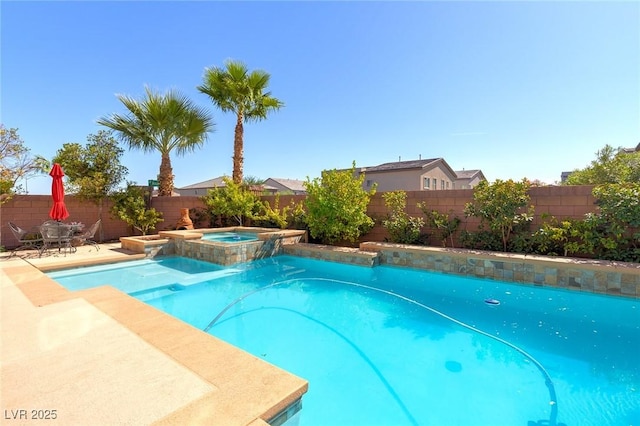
158;153;174;196
232;112;244;184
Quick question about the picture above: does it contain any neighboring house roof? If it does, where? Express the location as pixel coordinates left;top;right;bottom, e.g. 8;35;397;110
622;142;640;153
177;176;228;190
356;158;457;177
454;169;486;181
177;176;306;194
263;178;306;193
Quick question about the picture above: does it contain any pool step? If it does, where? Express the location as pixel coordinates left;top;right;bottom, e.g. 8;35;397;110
130;283;186;301
130;269;246;302
177;269;242;286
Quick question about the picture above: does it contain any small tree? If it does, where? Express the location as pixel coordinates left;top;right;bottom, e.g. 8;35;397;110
590;183;640;262
201;176;260;226
418;202;461;248
304;162;376;245
382;191;424;244
53;131;128;240
253;194;290;229
564;144;640;185
0;125;48;249
286;199;308;231
464;179;534;252
0;125;48;198
110;183;163;235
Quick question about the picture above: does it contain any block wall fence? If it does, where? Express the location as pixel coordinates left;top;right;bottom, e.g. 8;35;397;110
0;185;597;249
268;185;598;246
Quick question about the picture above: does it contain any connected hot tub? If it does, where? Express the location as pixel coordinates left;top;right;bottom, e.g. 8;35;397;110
121;227;307;266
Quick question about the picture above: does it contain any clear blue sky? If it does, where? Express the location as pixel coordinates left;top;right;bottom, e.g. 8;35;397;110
2;1;638;195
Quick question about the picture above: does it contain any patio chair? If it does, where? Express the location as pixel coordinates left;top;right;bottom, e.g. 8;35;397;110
72;219;101;251
39;222;75;257
8;222;43;256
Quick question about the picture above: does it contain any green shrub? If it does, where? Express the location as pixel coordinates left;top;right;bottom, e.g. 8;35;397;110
110;183;163;235
304;162;376;245
253;195;290;229
382;191;425;244
286;200;308;230
459;229;503;251
201;177;260;226
587;183;640;262
418;202;461;247
464;179;534;252
189;207;212;228
515;214;578;256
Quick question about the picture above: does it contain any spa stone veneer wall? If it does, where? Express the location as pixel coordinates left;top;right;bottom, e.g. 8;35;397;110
359;242;640;298
176;239;266;266
175;232;305;266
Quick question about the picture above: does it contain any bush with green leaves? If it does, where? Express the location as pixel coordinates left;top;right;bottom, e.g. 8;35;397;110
511;214;577;256
1;125;48;199
304;162;376;245
418;202;461;247
533;185;640;262
110;183;163;235
564;144;640;185
54;130;128;241
459;229;504;252
463;179;534;252
201;177;261;226
381;191;424;244
589;183;640;262
189;207;213;228
505;183;639;262
253;195;290;229
286;199;308;230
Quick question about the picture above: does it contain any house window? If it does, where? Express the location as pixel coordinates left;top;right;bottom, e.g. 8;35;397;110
432;178;437;189
446;181;450;189
441;180;445;190
366;180;371;188
423;177;430;189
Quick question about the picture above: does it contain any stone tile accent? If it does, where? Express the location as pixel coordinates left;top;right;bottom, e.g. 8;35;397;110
283;243;380;267
359;242;640;298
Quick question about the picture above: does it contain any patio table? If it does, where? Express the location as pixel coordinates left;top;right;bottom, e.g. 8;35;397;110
39;222;76;256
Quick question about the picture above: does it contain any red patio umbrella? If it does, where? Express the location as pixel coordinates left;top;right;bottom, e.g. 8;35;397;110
49;163;69;221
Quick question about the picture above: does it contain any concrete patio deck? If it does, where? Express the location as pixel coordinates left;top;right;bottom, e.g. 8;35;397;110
0;243;307;425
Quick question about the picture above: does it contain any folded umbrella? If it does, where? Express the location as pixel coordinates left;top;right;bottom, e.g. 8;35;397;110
49;163;69;221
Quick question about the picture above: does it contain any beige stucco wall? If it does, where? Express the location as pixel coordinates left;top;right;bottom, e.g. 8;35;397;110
455;175;483;189
175;188;210;196
361;164;456;192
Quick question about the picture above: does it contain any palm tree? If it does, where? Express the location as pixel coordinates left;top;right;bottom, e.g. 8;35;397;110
97;87;215;196
197;60;283;184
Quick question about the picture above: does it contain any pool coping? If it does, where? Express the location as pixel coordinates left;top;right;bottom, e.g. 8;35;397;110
0;244;308;425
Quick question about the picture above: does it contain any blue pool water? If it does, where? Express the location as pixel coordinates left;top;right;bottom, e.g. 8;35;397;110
48;255;640;426
201;231;258;242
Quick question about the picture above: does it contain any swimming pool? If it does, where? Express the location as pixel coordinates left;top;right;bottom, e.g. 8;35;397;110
200;231;259;243
48;255;640;426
